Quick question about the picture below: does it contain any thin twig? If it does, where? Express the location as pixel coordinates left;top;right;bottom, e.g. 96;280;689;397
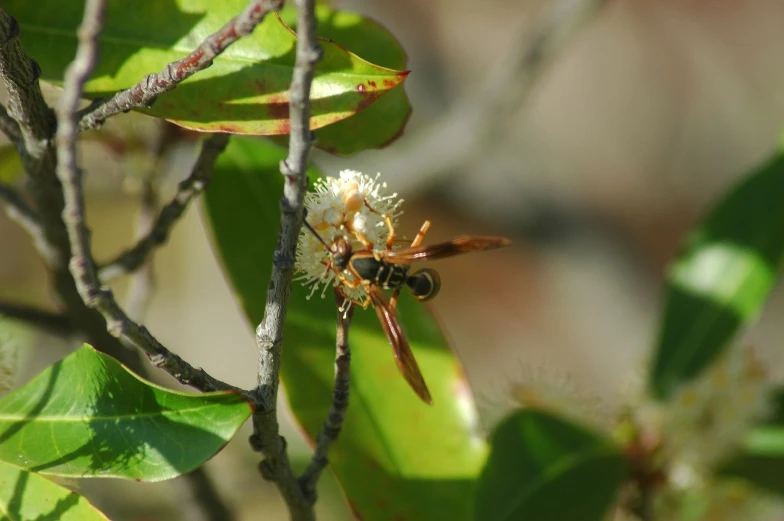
123;177;158;320
0;183;59;266
77;0;284;131
250;0;322;518
53;0;240;397
299;290;352;502
0;300;73;335
315;0;607;195
99;134;229;282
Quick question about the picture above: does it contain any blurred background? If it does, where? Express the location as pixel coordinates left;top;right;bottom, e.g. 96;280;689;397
3;0;784;519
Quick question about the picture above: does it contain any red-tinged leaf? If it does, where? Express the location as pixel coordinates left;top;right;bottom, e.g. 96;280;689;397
277;4;412;154
8;0;409;153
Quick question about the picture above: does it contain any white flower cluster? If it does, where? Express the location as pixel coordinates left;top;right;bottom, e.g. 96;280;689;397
295;170;402;303
648;346;772;474
480;364;614;435
490;345;780;521
638;345;778;520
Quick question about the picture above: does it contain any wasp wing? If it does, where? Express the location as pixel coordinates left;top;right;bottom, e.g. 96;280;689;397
383;236;510;263
367;284;433;404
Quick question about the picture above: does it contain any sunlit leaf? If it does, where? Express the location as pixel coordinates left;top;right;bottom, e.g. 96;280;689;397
475;410;627;521
8;0;409;153
650;151;784;399
0;461;110;521
277;3;411;154
203;137;485;521
0;344;251;481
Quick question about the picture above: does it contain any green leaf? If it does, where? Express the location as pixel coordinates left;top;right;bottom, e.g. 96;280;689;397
203;137;485;521
0;344;251;481
277;3;411;154
0;461;110;521
0;145;23;183
8;0;409;152
475;410;627;521
720;388;784;496
650;152;784;399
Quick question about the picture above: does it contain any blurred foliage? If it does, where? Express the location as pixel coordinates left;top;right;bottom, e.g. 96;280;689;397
474;410;627;521
650;151;784;399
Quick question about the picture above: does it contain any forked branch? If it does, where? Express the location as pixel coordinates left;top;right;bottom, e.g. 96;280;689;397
54;0;239;397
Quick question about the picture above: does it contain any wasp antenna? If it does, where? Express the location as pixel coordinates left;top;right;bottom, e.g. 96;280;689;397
303;220;333;251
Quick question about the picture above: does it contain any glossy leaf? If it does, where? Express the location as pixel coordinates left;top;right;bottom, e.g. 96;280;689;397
650;152;784;399
475;410;627;521
0;461;110;521
0;344;251;481
277;4;411;154
203;137;485;521
720;388;784;496
8;0;409;152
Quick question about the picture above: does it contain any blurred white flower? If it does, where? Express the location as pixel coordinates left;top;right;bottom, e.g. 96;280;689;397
295;170;402;304
479;364;615;435
645;345;772;475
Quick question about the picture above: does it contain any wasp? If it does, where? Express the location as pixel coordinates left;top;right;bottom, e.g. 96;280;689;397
304;212;510;404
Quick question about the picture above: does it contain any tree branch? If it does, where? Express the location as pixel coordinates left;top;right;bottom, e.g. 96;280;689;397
0;103;22;148
250;0;321;518
53;0;239;397
0;9;56;159
0;182;60;266
299;290;352;502
0;300;74;335
123;174;159;321
1;7;146;368
98;134;229;282
77;0;284;131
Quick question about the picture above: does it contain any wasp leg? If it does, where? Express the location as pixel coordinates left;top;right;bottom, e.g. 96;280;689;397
410;220;431;249
390;288;401;312
351;228;376;251
306;259;333;289
363;200;398;250
333;263;372;309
